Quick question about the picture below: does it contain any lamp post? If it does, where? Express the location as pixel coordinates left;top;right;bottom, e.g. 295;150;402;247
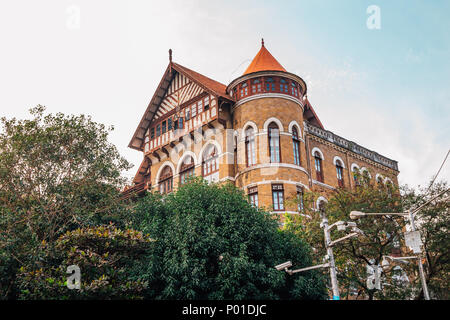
349;210;430;300
276;212;361;300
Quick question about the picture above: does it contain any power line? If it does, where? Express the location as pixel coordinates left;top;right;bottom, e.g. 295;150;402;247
426;148;449;195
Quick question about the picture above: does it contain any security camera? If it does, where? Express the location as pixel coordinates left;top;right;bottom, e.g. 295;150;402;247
336;221;346;231
346;222;357;228
275;261;292;271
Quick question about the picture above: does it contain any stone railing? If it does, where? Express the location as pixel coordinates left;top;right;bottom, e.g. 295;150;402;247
304;122;398;171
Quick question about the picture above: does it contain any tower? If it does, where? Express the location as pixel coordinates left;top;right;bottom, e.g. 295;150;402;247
227;39;310;213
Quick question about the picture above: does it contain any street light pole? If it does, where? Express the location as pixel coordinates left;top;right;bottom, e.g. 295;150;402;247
320;210;340;300
349;210;431;300
408;210;430;300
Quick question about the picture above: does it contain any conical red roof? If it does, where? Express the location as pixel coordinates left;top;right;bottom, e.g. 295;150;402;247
243;40;286;75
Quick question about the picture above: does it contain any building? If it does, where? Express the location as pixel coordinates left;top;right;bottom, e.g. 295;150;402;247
124;40;399;213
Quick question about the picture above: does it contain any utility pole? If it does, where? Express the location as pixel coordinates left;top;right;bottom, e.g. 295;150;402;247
320;210;340;300
408;210;430;300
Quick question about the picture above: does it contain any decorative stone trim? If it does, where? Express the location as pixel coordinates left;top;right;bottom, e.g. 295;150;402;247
312;180;335;190
236;163;310;180
304;122;398;171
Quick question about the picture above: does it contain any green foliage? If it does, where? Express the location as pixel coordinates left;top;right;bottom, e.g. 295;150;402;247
15;224;153;299
285;178;449;300
284;181;408;300
401;181;449;300
0;106;133;299
130;178;328;300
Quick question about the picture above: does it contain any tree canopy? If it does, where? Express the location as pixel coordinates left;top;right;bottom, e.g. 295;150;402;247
129;177;328;300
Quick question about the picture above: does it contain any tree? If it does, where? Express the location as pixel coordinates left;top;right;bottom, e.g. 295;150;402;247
284;179;409;300
0;106;132;299
129;178;328;300
401;181;449;300
15;224;153;299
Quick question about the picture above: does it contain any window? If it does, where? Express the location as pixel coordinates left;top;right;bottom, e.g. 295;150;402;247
162;121;167;134
318;199;327;212
185;108;190;121
265;77;275;92
150;128;155;139
179;156;195;185
248;186;258;208
377;176;384;186
159;166;173;194
156;124;161;137
292;127;300;166
204;96;209;110
240;82;248;98
168;118;173;131
336;160;344;187
353;167;360;186
245;127;256;167
198;99;203;113
272;184;284;211
296;185;304;212
291;82;298;97
314;151;323;182
202;144;219;177
191;104;197;118
251;79;261;94
178;117;184;129
362;170;371;185
280;78;288;93
268;122;281;163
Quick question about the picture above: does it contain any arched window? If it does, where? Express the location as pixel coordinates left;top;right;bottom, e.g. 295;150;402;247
179;156;195;185
377;175;384;186
292;127;300;166
314;151;323;182
245;127;256;167
268;122;281;163
362;170;371;185
336;160;344;187
202;144;219;177
159;166;173;194
352;167;360;186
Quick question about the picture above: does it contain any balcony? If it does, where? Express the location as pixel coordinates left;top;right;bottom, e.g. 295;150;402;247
144;105;219;155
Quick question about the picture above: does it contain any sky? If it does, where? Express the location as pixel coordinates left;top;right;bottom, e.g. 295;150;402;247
0;0;449;189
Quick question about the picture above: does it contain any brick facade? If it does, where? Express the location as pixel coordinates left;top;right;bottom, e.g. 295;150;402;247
125;44;399;214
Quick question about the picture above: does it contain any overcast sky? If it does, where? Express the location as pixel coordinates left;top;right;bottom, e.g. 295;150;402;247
0;0;448;188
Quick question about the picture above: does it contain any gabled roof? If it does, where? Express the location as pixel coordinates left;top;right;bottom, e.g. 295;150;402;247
243;40;286;75
303;98;324;129
128;61;231;151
